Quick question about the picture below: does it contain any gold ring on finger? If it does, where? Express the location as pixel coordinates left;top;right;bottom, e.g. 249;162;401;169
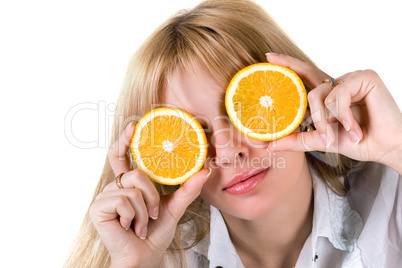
322;77;336;89
114;172;125;189
323;78;344;89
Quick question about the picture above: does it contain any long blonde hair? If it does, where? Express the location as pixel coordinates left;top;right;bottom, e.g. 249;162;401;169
65;0;358;267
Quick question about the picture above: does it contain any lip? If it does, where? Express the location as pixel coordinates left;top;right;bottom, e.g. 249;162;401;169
223;167;269;195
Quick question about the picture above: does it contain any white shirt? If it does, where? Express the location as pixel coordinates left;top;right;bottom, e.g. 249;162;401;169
185;162;401;267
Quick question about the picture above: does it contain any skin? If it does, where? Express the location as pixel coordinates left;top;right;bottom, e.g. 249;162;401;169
89;54;402;268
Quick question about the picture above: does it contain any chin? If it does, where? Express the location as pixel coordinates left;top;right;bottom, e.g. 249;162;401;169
216;194;281;221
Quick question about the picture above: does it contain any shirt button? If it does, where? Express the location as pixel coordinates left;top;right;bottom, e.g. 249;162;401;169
313;254;318;262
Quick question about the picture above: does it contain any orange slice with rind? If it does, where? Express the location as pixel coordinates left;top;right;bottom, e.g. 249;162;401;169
131;107;208;185
225;63;307;141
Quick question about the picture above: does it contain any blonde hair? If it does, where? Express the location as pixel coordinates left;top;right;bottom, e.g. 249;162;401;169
65;0;358;267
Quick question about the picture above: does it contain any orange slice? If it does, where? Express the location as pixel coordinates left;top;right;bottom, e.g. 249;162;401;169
131;107;208;185
225;63;307;141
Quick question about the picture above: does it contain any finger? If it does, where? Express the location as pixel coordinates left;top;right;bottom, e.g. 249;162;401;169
96;188;149;239
324;73;364;144
167;168;212;222
307;83;335;147
90;195;135;231
108;122;135;176
103;169;160;220
266;53;329;88
267;131;332;153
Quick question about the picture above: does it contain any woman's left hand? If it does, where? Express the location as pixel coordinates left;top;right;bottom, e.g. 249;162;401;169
266;53;402;173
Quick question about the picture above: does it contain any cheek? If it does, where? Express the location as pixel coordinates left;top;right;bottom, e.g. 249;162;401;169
199;172;223;206
266;150;305;169
268;151;307;189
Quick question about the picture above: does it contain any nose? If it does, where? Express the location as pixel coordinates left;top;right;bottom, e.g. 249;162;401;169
209;116;249;168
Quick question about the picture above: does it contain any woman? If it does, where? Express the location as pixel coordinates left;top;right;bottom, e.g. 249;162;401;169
65;0;402;267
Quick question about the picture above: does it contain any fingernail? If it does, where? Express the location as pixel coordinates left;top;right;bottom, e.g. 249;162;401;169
150;207;159;220
265;52;279;57
320;134;330;147
349;131;360;144
206;167;212;179
266;144;276;152
342;120;350;131
126;121;133;130
140;227;147;240
266;140;279;152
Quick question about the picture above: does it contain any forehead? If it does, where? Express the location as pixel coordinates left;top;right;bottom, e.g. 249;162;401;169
162;64;226;119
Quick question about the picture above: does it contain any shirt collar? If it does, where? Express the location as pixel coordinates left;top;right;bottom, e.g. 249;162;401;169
310;167;363;252
207;205;244;268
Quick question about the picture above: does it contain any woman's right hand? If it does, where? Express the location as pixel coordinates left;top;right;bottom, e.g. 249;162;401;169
89;122;211;268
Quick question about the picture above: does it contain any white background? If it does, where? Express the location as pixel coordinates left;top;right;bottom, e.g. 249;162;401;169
1;0;401;267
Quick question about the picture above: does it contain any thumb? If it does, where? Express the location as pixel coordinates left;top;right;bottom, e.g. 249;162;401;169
167;167;212;221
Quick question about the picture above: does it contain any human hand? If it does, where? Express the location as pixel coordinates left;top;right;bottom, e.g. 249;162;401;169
89;123;211;268
266;53;402;173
